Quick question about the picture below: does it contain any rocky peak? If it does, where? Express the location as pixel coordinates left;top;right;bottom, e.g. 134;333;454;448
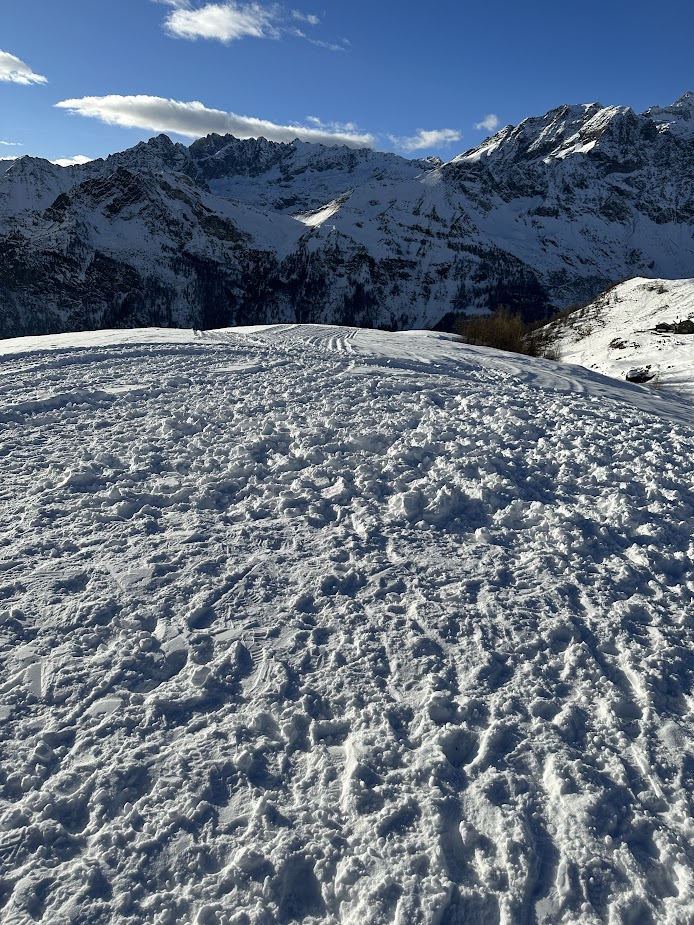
189;134;290;179
642;91;694;134
451;103;604;165
105;134;191;174
451;103;648;168
0;156;75;223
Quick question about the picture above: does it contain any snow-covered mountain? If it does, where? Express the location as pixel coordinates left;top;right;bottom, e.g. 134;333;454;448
2;93;694;337
1;325;693;924
550;277;694;399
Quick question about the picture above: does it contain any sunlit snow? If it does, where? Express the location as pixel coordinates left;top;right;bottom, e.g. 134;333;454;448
0;325;692;925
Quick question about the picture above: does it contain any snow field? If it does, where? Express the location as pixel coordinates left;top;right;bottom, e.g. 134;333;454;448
0;325;693;925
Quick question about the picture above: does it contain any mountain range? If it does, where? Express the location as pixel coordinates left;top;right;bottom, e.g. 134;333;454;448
1;92;694;337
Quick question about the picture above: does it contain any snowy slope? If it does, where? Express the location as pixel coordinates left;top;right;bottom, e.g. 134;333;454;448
1;326;693;925
195;137;437;215
551;277;694;398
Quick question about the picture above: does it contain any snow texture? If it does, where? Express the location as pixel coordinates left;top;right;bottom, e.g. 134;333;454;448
0;325;693;925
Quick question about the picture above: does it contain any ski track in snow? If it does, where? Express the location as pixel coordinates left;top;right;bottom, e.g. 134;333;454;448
0;325;693;925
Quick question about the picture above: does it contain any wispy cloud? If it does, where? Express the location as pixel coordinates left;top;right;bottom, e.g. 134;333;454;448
52;155;93;167
289;28;345;51
0;50;47;85
291;9;319;24
159;1;340;48
0;141;22;147
305;116;360;133
389;128;462;153
55;95;375;148
474;114;500;132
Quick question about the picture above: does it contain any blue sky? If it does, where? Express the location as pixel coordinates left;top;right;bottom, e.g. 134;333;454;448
2;0;694;164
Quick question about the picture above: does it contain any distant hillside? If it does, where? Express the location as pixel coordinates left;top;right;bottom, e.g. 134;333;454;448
549;277;694;398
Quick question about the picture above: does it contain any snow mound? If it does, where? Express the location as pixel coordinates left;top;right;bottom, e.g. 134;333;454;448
0;325;693;925
551;277;694;399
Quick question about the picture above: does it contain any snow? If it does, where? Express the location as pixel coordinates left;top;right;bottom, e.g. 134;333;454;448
0;324;693;925
0;157;75;224
296;197;349;228
203;142;432;218
548;139;597;161
642;92;694;137
552;277;694;400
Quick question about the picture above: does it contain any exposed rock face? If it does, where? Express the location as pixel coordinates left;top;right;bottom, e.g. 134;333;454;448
1;93;694;337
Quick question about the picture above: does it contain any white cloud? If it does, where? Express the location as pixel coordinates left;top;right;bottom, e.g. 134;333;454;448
389;128;462;153
0;50;47;85
55;95;375;148
0;140;22;147
291;9;319;24
164;2;279;41
52;155;93;167
474;114;500;132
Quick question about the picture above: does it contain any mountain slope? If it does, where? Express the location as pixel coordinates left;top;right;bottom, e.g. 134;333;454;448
550;277;694;398
1;93;694;336
0;326;692;925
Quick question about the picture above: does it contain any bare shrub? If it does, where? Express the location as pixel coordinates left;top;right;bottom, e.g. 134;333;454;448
456;305;559;359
